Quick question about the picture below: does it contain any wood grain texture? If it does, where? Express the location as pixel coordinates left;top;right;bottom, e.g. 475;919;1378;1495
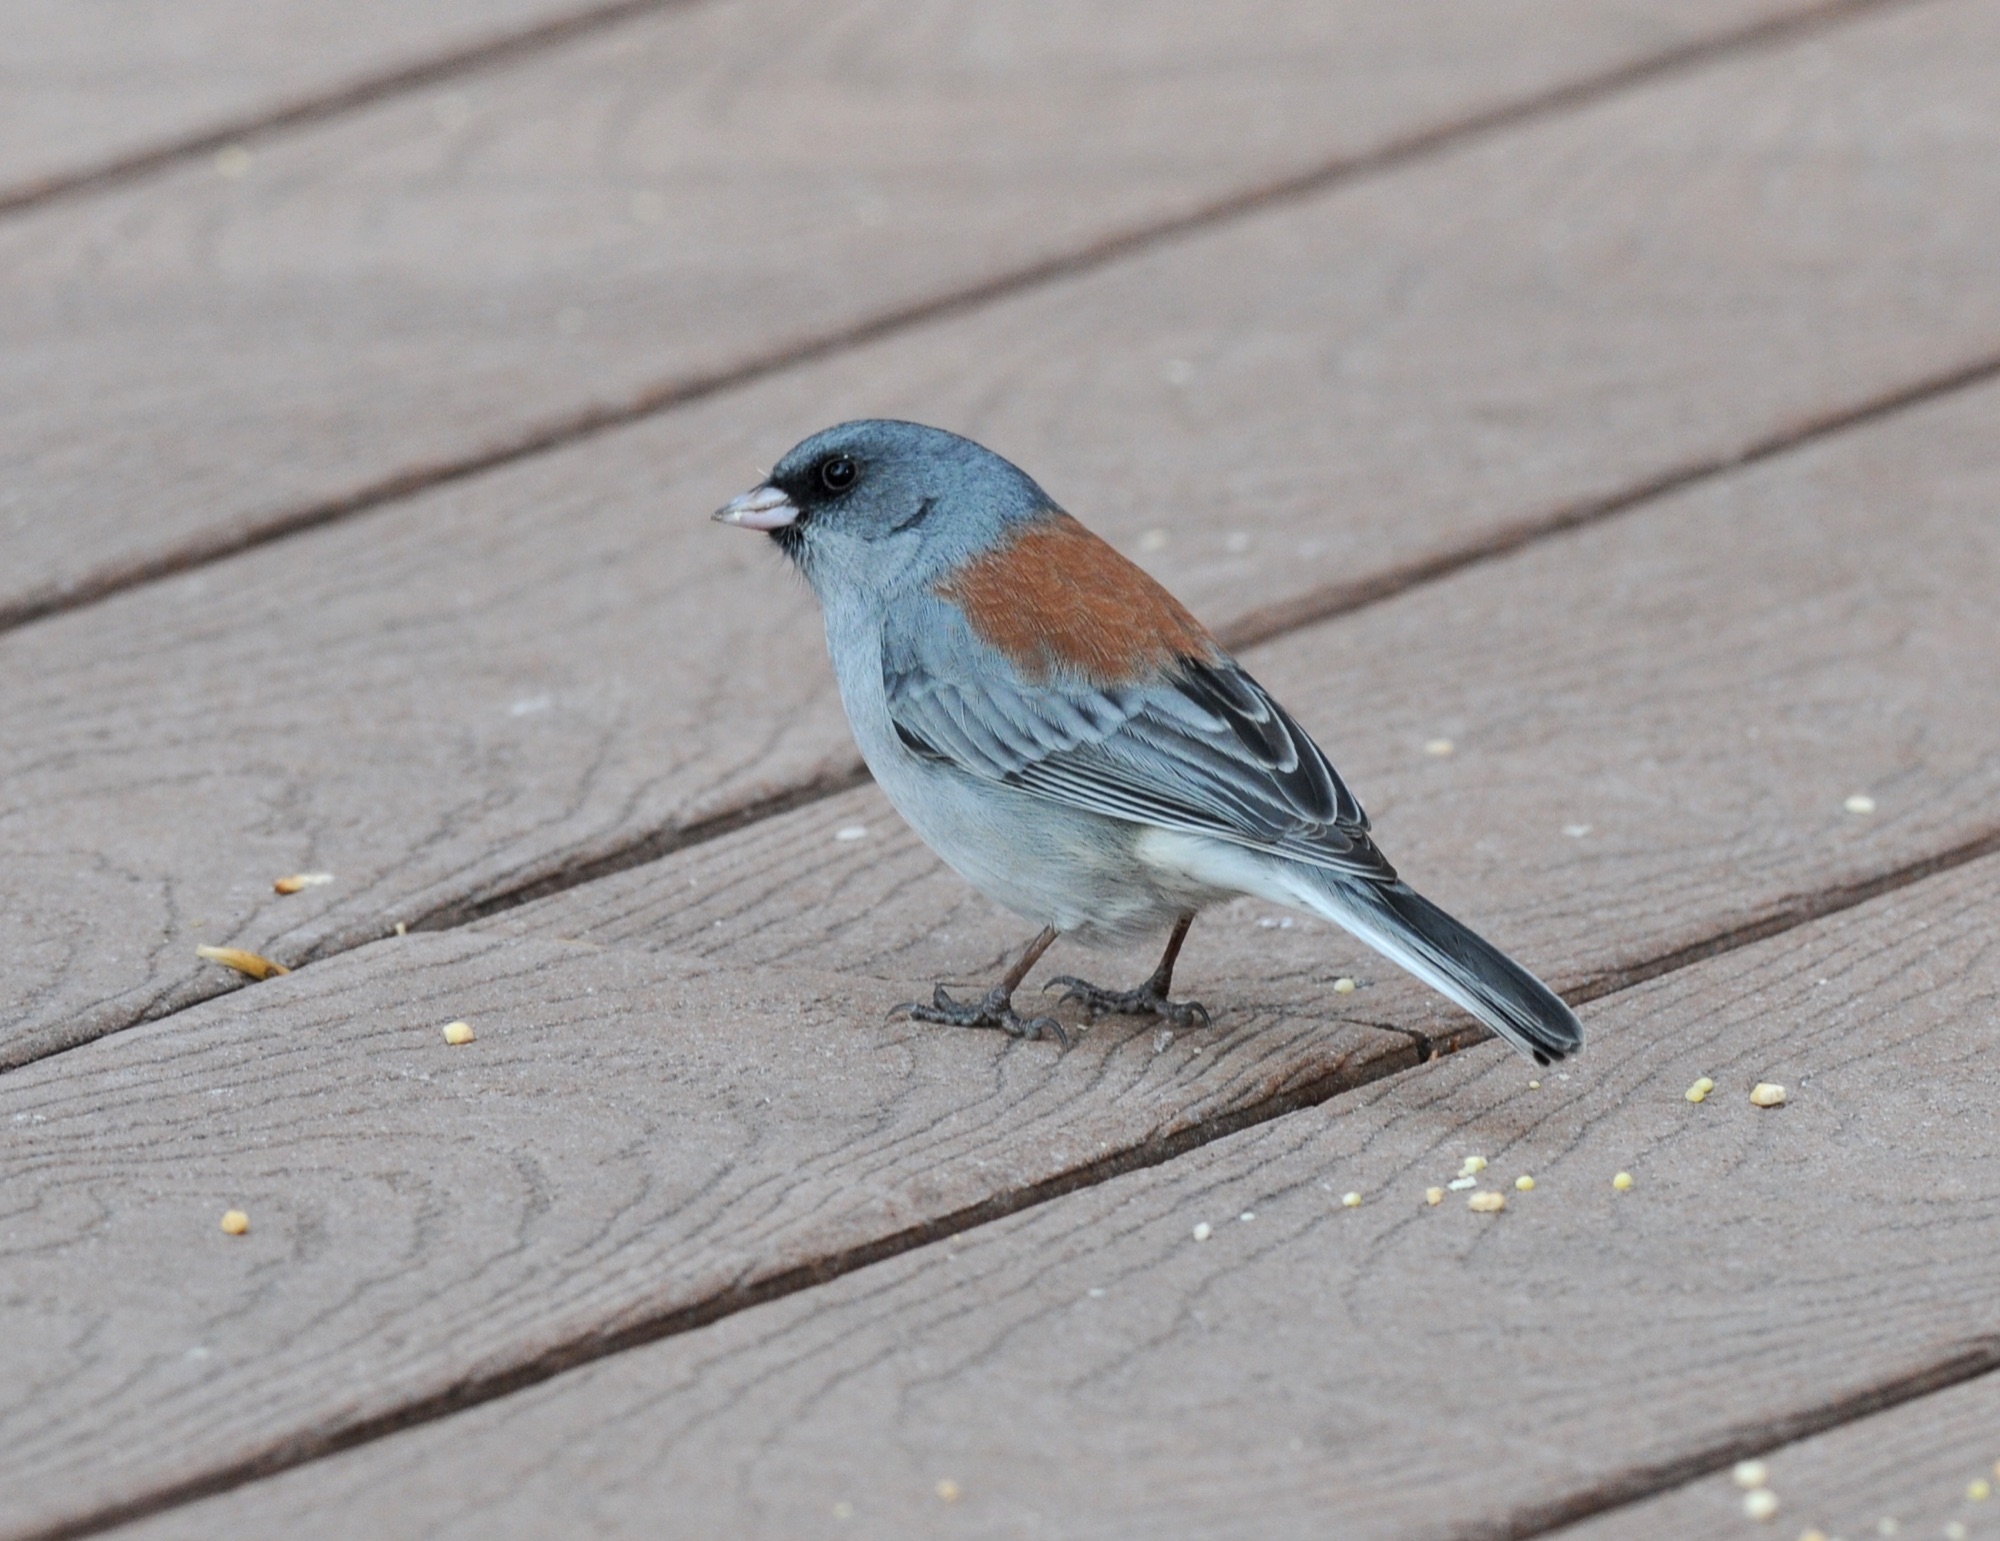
1559;1372;2000;1539
4;381;1998;1541
102;856;2000;1541
483;377;2000;1030
0;0;623;203
0;0;1899;624
0;929;1416;1540
4;0;1998;1067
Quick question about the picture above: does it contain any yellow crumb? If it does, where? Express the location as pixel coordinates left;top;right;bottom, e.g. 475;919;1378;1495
935;1479;961;1503
442;1021;475;1046
1459;1156;1488;1177
220;1210;249;1236
196;945;289;980
1734;1460;1769;1489
1425;1187;1444;1206
1468;1191;1506;1214
1742;1487;1779;1521
1844;793;1876;814
1425;738;1455;757
1340;1191;1362;1208
1968;1478;1991;1501
1613;1171;1634;1191
272;872;334;894
1514;1175;1535;1192
1686;1077;1715;1103
1332;977;1357;994
1750;1083;1787;1108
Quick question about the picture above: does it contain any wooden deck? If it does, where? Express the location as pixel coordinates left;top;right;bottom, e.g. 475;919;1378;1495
3;3;1997;1538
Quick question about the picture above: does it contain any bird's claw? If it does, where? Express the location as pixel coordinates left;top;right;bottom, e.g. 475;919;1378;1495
890;985;1069;1047
1044;975;1210;1029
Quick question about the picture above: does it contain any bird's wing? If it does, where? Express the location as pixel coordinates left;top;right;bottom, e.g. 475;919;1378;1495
882;595;1394;882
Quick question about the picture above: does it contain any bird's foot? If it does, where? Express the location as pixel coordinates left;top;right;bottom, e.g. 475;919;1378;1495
890;985;1069;1047
1045;975;1210;1029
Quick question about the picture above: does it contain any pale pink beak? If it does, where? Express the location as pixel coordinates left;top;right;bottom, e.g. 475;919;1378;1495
712;484;798;531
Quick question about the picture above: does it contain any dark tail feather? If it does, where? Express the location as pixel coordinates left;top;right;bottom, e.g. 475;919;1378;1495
1301;875;1582;1065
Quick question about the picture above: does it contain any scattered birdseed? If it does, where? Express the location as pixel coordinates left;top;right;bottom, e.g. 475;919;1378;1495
1425;738;1455;757
1686;1077;1716;1103
273;872;334;894
1239;1212;1256;1223
1528;1080;1541;1089
195;945;289;980
1743;1488;1779;1522
1448;1176;1478;1191
1468;1191;1506;1213
442;1021;475;1046
1425;1188;1445;1206
1844;793;1877;815
935;1479;961;1503
1734;1461;1769;1489
834;826;869;842
220;1210;249;1236
1459;1156;1488;1177
1750;1083;1788;1108
1969;1478;1992;1501
1192;1222;1212;1242
1562;823;1592;838
1341;1191;1362;1208
1613;1172;1635;1191
1333;976;1357;994
395;921;408;936
1514;1175;1535;1192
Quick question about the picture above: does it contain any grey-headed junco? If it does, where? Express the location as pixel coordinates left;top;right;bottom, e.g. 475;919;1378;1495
716;420;1581;1064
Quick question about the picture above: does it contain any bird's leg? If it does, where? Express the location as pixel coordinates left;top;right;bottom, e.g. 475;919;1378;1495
890;925;1068;1046
1046;913;1211;1029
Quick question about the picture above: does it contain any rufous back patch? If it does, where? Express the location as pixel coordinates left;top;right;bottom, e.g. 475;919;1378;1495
936;512;1217;685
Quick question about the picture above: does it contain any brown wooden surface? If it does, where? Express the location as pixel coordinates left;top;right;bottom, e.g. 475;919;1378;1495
6;0;1999;1069
3;377;1995;1538
101;856;2000;1541
0;0;1917;629
0;0;629;204
1560;1372;2000;1539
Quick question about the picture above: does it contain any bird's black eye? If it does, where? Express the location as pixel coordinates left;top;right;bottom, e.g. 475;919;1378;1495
819;455;858;493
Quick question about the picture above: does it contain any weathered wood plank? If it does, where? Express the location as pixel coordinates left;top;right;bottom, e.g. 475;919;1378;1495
0;0;1907;626
1561;1373;2000;1540
0;0;656;208
4;375;1998;1538
3;0;1995;1069
486;375;2000;1030
106;856;2000;1541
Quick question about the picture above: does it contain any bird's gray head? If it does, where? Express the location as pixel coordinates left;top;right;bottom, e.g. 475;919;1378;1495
712;420;1057;600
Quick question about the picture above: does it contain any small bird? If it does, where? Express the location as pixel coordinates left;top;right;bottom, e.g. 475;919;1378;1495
715;420;1581;1064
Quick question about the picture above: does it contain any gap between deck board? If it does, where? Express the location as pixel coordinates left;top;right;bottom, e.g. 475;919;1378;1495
0;0;1923;642
0;0;704;217
12;341;1996;1084
37;834;2000;1541
1501;1342;2000;1541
